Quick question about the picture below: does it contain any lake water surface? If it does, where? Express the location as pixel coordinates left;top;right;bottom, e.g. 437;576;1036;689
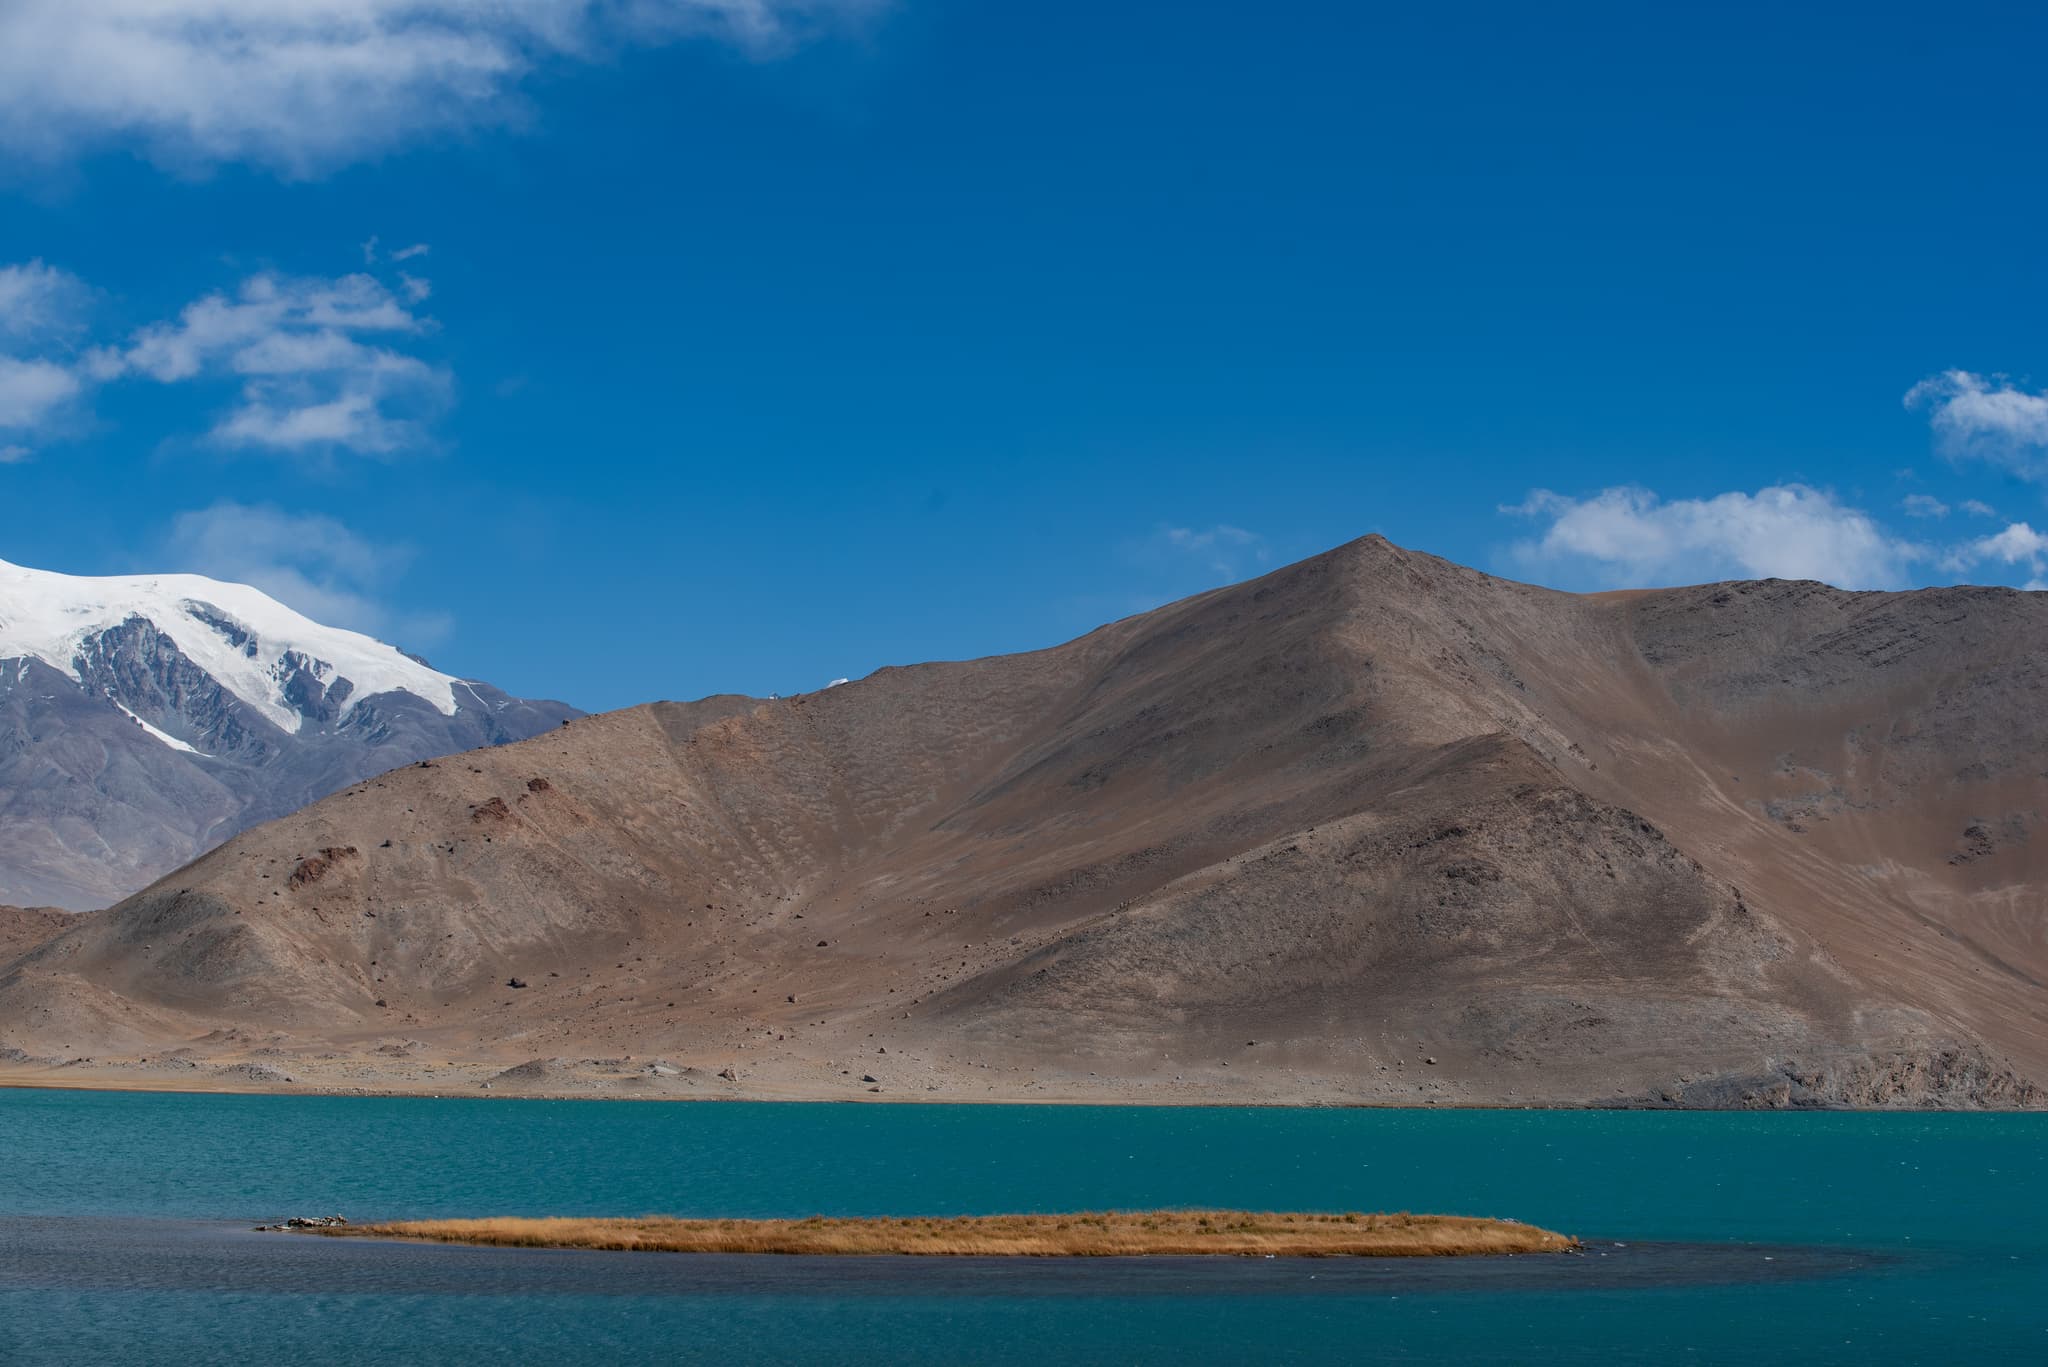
1;1089;2042;1363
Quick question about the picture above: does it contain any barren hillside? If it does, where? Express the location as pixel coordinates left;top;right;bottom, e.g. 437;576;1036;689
2;537;2040;1107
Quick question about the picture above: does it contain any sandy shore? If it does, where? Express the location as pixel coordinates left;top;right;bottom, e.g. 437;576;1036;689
0;1043;1501;1106
0;1064;1487;1106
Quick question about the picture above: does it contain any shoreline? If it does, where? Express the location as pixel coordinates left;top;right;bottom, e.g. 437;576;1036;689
6;1070;2041;1111
0;1070;1562;1107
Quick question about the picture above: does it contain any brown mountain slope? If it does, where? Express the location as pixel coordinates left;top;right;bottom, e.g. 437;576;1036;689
1;536;2041;1106
0;906;69;965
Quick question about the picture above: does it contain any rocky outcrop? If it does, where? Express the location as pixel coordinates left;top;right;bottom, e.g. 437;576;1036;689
71;615;277;760
1664;1046;2044;1110
254;1215;348;1231
286;848;359;890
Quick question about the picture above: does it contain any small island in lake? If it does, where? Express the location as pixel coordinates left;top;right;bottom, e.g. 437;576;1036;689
290;1211;1575;1257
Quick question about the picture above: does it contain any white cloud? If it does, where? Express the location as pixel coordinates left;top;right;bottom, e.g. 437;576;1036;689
0;443;31;464
1900;494;1949;519
0;1;883;176
0;260;92;437
0;259;91;341
1905;370;2048;477
0;254;451;458
0;356;81;430
166;500;447;641
1505;485;1921;589
1507;484;2048;594
92;269;450;456
1967;522;2048;564
364;237;431;266
1949;522;2048;588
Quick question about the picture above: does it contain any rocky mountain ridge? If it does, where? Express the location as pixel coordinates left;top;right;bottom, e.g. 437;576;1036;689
0;557;580;908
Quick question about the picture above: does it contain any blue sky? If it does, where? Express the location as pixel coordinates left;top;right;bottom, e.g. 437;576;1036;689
2;1;2046;711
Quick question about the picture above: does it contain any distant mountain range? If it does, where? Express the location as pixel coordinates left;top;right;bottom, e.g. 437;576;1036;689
3;536;2040;1108
0;557;579;909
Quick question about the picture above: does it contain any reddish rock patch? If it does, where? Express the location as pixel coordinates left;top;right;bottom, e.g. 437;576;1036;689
471;797;512;823
287;847;360;890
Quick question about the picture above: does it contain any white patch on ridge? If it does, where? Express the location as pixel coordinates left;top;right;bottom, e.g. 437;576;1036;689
0;556;458;734
112;700;204;755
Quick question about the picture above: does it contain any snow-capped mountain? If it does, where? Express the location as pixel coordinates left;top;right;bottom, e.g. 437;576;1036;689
0;557;580;909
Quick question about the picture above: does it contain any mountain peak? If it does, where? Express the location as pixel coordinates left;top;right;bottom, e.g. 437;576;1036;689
0;556;458;735
0;554;580;909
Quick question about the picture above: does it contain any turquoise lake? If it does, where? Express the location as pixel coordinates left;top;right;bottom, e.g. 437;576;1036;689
1;1089;2043;1364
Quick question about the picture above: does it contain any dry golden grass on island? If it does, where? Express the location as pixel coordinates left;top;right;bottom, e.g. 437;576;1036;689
310;1211;1575;1257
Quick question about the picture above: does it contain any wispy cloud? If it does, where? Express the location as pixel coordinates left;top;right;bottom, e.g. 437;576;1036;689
0;443;32;465
1066;522;1277;628
1900;493;1949;519
0;1;886;177
0;260;92;450
1152;524;1272;581
1905;370;2048;478
0;356;81;432
363;237;431;266
86;264;449;458
0;259;91;342
1;252;450;461
166;500;449;642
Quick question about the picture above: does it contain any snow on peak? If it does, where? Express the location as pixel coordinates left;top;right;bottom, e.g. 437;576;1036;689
0;556;458;734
